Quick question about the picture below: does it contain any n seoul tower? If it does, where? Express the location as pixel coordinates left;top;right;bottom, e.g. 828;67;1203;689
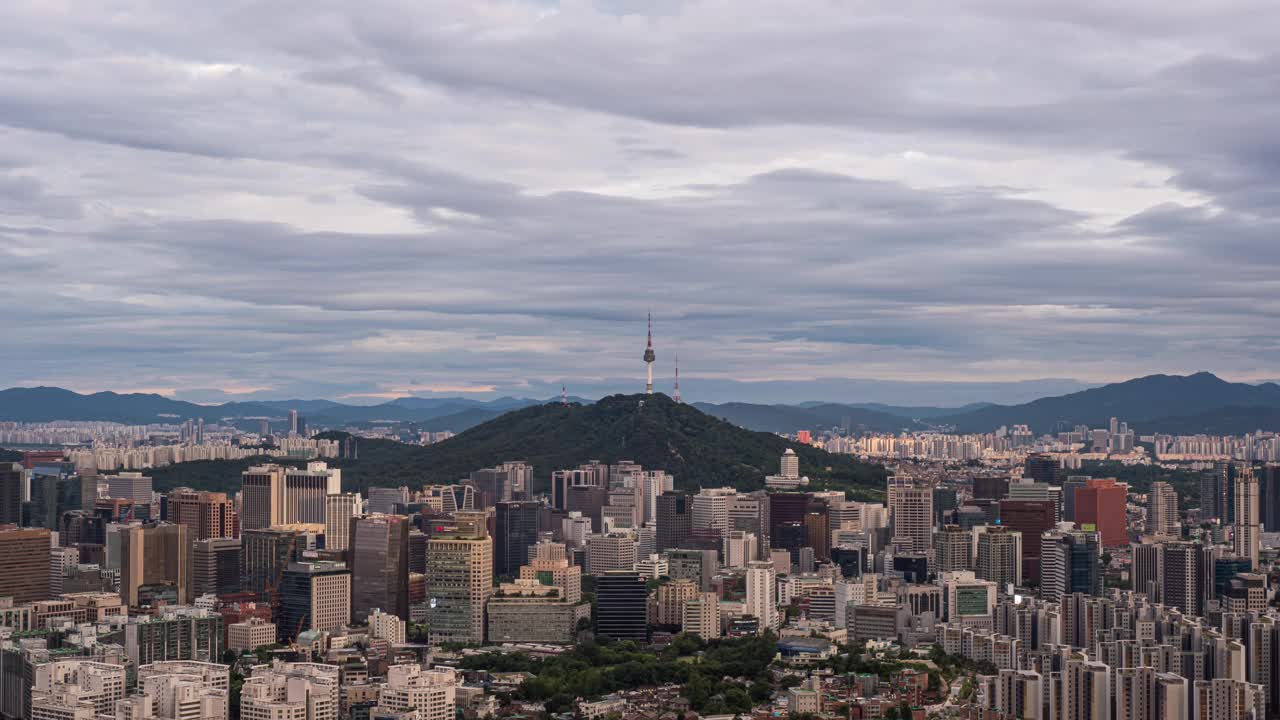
643;312;656;394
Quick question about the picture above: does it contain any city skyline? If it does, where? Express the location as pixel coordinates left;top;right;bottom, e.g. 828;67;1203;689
3;3;1280;402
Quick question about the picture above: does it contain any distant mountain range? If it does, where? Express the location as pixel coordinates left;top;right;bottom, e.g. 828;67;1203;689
2;372;1278;435
935;372;1280;433
149;393;886;498
0;386;583;430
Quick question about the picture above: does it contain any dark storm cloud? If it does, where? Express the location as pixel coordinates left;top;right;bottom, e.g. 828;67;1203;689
0;0;1276;400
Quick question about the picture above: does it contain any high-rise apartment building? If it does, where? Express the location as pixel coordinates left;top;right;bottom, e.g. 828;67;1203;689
425;515;492;645
120;522;190;607
1147;482;1179;537
746;560;777;632
1130;541;1162;601
349;515;410;623
1234;466;1260;569
1062;657;1111;720
1161;541;1214;617
323;493;361;552
654;578;699;626
974;526;1022;589
167;489;237;540
682;592;721;640
494;501;540;577
278;561;351;643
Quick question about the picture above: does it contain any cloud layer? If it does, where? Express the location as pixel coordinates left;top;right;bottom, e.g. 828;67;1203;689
2;0;1278;403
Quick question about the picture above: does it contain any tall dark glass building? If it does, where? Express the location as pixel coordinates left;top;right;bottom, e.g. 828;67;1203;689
494;501;540;576
0;464;22;526
595;571;648;642
1258;465;1280;532
349;514;410;622
655;492;691;552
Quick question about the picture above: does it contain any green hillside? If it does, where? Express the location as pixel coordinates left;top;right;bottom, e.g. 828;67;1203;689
147;393;886;499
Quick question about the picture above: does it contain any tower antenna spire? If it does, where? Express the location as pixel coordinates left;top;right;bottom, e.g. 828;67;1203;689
561;384;567;405
642;311;656;394
674;352;681;403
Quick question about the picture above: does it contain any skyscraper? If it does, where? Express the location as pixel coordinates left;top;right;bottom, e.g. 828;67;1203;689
745;560;778;632
191;537;241;598
0;463;24;525
324;493;361;552
1130;541;1163;602
350;514;410;622
998;499;1056;583
1161;541;1214;617
595;571;648;642
728;492;771;559
1200;469;1223;521
240;526;311;597
167;489;237;540
0;526;52;603
240;465;285;530
889;481;933;555
1234;465;1260;569
1258;464;1280;532
655;492;691;552
691;488;735;536
425;514;492;645
1072;478;1128;547
494;501;540;577
284;462;341;524
1147;481;1179;537
278;561;351;643
120;523;190;607
1040;529;1101;603
1023;453;1058;486
934;525;973;573
974;525;1022;589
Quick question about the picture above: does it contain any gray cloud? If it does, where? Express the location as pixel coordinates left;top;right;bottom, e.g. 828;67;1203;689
0;0;1276;403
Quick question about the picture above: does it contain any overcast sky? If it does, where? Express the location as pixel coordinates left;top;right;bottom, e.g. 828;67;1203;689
1;1;1278;405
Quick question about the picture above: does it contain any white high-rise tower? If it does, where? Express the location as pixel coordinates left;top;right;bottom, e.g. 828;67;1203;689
643;313;656;394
